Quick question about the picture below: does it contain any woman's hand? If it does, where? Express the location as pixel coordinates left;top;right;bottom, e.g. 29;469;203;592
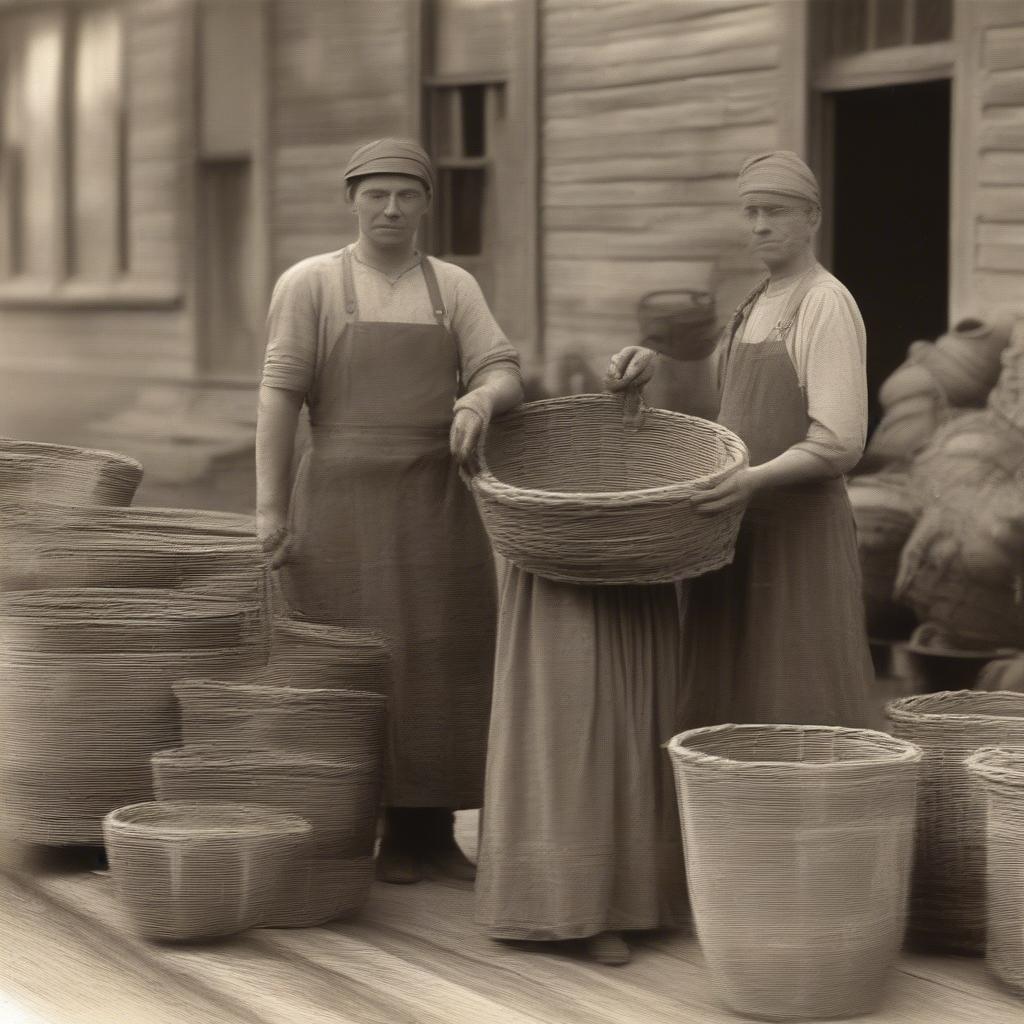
605;346;658;392
257;512;292;569
450;408;485;476
688;466;757;514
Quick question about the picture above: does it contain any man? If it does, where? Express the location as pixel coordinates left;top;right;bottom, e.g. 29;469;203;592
257;138;523;883
607;150;873;727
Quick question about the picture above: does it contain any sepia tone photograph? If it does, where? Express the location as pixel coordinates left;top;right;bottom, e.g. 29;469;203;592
0;0;1023;1021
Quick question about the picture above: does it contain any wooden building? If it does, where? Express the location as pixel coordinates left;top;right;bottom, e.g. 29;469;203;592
0;0;1022;491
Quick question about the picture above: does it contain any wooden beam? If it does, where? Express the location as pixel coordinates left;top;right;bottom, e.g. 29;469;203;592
813;39;955;91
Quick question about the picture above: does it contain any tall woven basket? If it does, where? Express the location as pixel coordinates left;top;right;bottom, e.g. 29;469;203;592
886;690;1024;953
966;748;1024;993
0;438;142;505
667;724;921;1021
173;680;388;763
104;801;311;942
470;387;748;585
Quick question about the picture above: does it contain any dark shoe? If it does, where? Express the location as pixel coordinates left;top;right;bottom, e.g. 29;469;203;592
416;808;477;881
375;837;424;885
584;931;631;966
423;841;477;881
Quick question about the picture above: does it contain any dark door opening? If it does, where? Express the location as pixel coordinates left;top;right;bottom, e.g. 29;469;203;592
830;78;950;429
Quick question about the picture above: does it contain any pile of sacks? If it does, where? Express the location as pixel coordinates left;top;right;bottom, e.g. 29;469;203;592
850;312;1024;681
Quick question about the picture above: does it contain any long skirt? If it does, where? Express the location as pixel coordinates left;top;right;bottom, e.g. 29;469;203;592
475;559;689;941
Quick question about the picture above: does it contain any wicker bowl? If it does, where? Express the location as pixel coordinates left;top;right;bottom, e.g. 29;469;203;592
0;438;142;506
104;800;311;942
471;388;748;585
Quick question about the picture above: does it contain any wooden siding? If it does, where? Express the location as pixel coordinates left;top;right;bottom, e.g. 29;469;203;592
539;0;797;410
952;0;1024;315
268;0;419;277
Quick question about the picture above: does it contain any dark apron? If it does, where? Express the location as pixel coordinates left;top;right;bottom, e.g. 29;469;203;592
281;250;497;808
680;271;874;728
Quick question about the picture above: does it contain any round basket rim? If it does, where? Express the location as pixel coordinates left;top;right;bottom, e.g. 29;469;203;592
667;723;922;770
173;678;388;704
886;689;1024;726
151;745;379;773
0;437;143;472
104;799;313;838
472;395;747;504
966;746;1024;789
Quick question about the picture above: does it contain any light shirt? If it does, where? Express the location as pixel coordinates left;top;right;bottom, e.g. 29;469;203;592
262;244;520;396
736;264;868;475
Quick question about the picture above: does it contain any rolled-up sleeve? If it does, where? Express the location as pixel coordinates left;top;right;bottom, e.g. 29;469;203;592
447;266;522;389
789;286;868;476
262;263;318;394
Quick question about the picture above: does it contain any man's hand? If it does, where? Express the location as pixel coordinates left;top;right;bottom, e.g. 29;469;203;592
687;466;757;514
257;512;292;569
605;346;658;392
450;408;485;476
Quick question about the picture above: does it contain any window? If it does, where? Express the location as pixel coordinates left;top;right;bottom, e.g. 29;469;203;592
427;82;504;262
823;0;953;58
0;4;130;297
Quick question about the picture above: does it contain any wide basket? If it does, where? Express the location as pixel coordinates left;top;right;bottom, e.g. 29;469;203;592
0;438;142;506
966;748;1024;993
667;724;921;1022
151;746;382;858
103;800;311;942
470;389;748;585
886;690;1024;953
173;680;388;763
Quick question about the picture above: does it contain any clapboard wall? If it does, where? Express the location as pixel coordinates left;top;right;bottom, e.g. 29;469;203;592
268;0;420;278
538;0;803;405
953;0;1024;316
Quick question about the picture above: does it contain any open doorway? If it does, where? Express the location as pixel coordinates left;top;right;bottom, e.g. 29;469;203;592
828;78;951;427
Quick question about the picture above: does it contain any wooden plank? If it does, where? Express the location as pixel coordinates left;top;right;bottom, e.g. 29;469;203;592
813;40;954;91
977;243;1024;271
972;269;1024;310
543;204;742;232
980;149;1024;184
544;123;777;163
976;220;1024;245
983;23;1024;71
547;229;743;261
977;186;1024;221
983;69;1024;108
979;121;1024;151
544;178;736;208
546;150;750;184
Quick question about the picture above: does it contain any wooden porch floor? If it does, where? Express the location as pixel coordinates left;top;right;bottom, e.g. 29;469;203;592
0;812;1020;1024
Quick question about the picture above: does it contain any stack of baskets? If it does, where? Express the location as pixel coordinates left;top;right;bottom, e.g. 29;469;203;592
667;724;922;1021
0;588;268;845
886;690;1024;954
0;502;267;604
0;438;142;506
469;386;748;585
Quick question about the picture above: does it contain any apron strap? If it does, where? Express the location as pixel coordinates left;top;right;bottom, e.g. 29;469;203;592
419;257;448;327
775;265;821;340
721;277;770;373
341;246;359;321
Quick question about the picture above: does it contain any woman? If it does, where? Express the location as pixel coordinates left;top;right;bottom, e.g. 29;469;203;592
256;139;523;884
608;150;874;729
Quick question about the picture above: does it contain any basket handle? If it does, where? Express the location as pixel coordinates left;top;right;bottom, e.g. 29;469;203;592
621;385;647;432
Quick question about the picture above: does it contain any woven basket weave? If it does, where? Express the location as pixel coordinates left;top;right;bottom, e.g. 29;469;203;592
263;856;375;929
966;748;1024;993
0;438;142;506
470;388;747;585
668;724;921;1021
173;680;388;763
152;746;382;859
886;690;1024;953
104;800;311;942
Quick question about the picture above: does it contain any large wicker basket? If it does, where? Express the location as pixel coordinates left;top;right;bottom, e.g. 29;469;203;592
966;748;1024;993
470;388;748;585
264;856;375;929
104;800;311;942
886;690;1024;953
667;724;921;1022
173;680;388;763
152;746;382;859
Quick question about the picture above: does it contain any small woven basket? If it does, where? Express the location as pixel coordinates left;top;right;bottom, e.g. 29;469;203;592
667;724;921;1022
966;747;1024;993
152;746;382;858
173;680;388;763
104;800;311;942
263;856;375;929
0;438;142;506
637;288;718;362
886;690;1024;953
470;387;748;585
